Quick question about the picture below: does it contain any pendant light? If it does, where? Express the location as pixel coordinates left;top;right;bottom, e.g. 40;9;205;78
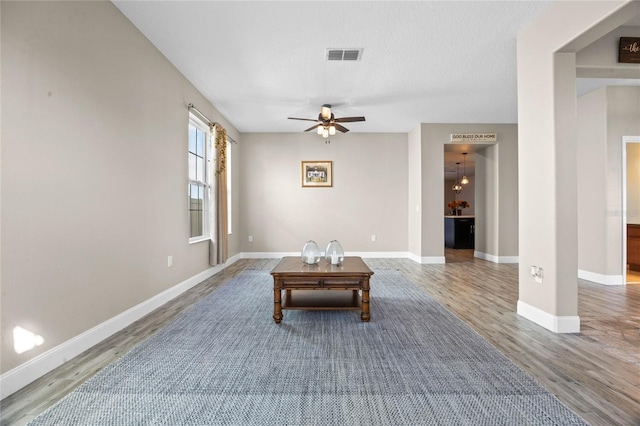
452;162;463;194
460;152;469;185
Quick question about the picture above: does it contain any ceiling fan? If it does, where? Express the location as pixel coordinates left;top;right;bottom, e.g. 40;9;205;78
288;104;365;139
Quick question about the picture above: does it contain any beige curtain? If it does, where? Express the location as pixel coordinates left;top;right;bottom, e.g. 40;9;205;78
209;124;229;266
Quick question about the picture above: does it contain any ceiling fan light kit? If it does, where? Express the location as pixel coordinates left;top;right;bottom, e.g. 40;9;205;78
288;104;365;142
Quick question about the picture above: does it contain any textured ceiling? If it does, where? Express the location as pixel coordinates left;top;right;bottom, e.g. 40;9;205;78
113;1;639;179
113;1;555;134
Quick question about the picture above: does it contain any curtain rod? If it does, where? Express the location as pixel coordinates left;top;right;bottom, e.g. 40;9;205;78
188;103;237;144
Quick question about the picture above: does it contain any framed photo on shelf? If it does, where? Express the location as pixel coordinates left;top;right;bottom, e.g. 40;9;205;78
301;161;332;187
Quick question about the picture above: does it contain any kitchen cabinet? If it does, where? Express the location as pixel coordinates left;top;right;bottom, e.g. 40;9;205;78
628;224;640;271
445;216;475;249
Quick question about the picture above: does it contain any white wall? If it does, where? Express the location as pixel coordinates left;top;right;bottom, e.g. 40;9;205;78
238;132;408;254
1;1;240;376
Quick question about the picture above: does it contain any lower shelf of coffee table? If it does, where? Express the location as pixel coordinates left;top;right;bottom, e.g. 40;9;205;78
282;289;362;310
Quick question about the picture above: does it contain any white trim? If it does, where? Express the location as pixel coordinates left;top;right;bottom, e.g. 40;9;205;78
348;251;409;259
474;251;519;264
622;136;640;285
578;269;624;286
517;300;580;333
0;256;239;400
241;251;411;259
241;251;299;259
188;114;212;244
408;252;446;264
188;235;210;245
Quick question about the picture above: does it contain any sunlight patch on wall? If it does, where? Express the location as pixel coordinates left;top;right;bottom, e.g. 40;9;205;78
13;326;44;354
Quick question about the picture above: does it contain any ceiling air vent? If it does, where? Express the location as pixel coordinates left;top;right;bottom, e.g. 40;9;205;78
326;48;363;61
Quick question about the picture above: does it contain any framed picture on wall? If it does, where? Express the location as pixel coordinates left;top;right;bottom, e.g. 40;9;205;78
301;161;332;187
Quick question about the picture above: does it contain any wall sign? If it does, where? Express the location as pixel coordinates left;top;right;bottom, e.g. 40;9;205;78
619;37;640;64
449;133;497;143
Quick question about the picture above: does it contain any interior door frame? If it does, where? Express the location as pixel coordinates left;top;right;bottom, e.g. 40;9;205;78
622;136;640;285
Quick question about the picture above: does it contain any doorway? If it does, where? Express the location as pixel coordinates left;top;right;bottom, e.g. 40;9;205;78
444;148;476;263
623;137;640;284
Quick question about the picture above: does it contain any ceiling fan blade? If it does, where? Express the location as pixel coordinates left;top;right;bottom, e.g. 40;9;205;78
288;117;319;122
334;123;350;133
334;116;366;123
304;123;321;132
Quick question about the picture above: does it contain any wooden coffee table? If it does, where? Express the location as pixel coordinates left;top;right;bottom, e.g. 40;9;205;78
270;256;374;323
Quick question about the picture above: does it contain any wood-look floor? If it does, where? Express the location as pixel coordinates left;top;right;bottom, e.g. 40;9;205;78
627;268;640;284
2;253;639;425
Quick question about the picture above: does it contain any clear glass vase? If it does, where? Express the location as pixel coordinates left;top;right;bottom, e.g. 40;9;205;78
325;240;345;265
301;240;321;265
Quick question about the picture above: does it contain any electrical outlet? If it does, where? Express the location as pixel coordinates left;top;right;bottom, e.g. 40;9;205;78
371;235;376;242
168;256;173;268
248;236;253;242
535;267;543;283
530;265;543;283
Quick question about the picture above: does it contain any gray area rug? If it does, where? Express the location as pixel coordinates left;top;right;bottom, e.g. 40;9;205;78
29;269;588;425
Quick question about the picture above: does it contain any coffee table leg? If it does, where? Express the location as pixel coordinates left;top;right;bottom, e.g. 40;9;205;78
361;287;370;322
273;280;283;324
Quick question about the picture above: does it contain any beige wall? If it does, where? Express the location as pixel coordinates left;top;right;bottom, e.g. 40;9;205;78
609;87;640;220
577;89;640;278
577;88;609;276
420;124;518;260
474;145;498;257
576;26;640;78
628;143;640;225
517;0;635;329
408;126;422;257
238;132;408;254
419;124;445;259
1;1;240;373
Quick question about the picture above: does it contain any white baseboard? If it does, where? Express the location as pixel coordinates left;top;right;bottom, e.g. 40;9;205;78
577;269;624;286
0;256;239;400
474;251;519;264
517;300;580;333
349;251;410;259
407;253;445;264
242;251;410;259
241;252;299;259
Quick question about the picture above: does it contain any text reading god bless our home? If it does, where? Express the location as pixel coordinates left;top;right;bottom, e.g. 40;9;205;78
450;133;497;143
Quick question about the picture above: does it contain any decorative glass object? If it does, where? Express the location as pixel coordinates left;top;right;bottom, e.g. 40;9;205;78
301;240;321;265
325;240;345;265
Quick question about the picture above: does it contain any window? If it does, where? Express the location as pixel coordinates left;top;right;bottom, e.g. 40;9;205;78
188;115;211;242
